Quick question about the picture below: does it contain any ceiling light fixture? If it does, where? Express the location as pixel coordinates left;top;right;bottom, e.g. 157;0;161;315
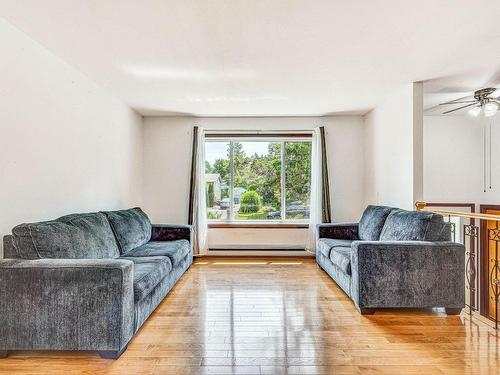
468;106;482;117
484;102;499;117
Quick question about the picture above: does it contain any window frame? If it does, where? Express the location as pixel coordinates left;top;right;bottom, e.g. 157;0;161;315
204;133;312;227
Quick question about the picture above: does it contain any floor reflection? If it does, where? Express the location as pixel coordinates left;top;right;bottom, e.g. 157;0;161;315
3;258;498;374
194;259;499;374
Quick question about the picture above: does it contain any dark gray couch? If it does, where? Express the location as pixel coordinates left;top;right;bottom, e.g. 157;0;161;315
0;208;192;359
317;205;465;315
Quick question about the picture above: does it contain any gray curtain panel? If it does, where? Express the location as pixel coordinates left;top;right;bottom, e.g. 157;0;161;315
188;126;199;226
320;126;332;223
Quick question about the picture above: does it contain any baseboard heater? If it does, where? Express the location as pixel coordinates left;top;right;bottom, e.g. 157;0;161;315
209;244;305;251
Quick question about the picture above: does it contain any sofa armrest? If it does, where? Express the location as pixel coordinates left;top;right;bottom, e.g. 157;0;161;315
350;241;465;310
0;258;134;351
2;235;17;258
317;223;359;240
151;224;192;242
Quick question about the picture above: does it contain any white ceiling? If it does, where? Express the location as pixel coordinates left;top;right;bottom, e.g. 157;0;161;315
2;0;500;116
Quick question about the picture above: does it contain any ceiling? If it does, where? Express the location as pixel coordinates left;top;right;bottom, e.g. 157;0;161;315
2;0;500;116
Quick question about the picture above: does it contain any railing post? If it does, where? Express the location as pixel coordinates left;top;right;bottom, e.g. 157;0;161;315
464;223;479;315
489;226;500;330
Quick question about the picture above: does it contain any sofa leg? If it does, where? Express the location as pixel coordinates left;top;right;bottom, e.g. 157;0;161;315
0;351;8;358
359;307;375;315
98;345;128;359
445;308;462;315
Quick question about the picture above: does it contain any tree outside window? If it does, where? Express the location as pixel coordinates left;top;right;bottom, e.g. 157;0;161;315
205;138;311;222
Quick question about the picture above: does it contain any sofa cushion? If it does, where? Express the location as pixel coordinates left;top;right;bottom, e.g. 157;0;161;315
428;221;452;242
329;246;352;275
317;238;353;258
379;209;448;241
123;240;191;267
104;208;152;254
121;256;172;302
11;212;119;259
358;205;395;241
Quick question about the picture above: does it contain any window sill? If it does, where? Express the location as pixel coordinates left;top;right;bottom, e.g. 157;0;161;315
208;223;309;229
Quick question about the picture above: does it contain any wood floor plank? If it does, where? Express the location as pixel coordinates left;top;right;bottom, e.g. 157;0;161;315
0;257;499;374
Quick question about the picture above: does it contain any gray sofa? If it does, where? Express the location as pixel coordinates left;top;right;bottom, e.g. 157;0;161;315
317;205;465;315
0;207;192;359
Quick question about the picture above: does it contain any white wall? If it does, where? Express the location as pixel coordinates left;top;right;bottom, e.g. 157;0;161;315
363;83;423;209
143;116;365;249
0;20;143;256
424;115;500;204
1;17;431;253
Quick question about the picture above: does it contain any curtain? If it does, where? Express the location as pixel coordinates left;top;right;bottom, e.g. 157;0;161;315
306;127;323;252
320;126;332;223
188;126;208;255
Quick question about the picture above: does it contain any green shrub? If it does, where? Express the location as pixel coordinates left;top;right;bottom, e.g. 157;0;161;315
207;183;215;207
239;191;261;213
239;204;260;213
207;210;223;220
236;211;267;220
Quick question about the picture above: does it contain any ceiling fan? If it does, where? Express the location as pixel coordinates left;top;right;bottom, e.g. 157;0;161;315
436;86;500;192
439;87;500;116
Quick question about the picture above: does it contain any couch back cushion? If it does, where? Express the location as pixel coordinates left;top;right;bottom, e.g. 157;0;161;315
379;209;450;241
358;205;395;240
103;208;151;254
11;212;120;259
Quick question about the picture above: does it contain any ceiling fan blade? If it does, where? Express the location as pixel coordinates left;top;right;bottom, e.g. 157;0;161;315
424;103;445;113
424;105;442;114
444;95;474;103
489;88;500;99
439;100;476;105
443;103;477;114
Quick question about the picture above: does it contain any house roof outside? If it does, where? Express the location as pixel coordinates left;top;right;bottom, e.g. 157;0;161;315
205;174;221;183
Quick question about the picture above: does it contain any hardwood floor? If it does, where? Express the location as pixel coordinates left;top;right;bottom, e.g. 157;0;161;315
1;258;499;374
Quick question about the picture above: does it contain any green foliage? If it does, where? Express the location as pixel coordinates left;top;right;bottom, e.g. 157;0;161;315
206;141;311;219
285;142;312;204
212;159;229;181
207;210;223;220
239;205;260;214
236;211;268;220
239;190;261;213
207;183;215;207
240;190;261;206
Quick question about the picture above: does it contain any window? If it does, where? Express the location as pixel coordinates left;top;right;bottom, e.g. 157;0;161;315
205;135;312;223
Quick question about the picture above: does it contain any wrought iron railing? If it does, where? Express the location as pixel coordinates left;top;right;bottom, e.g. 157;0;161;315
416;201;500;329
